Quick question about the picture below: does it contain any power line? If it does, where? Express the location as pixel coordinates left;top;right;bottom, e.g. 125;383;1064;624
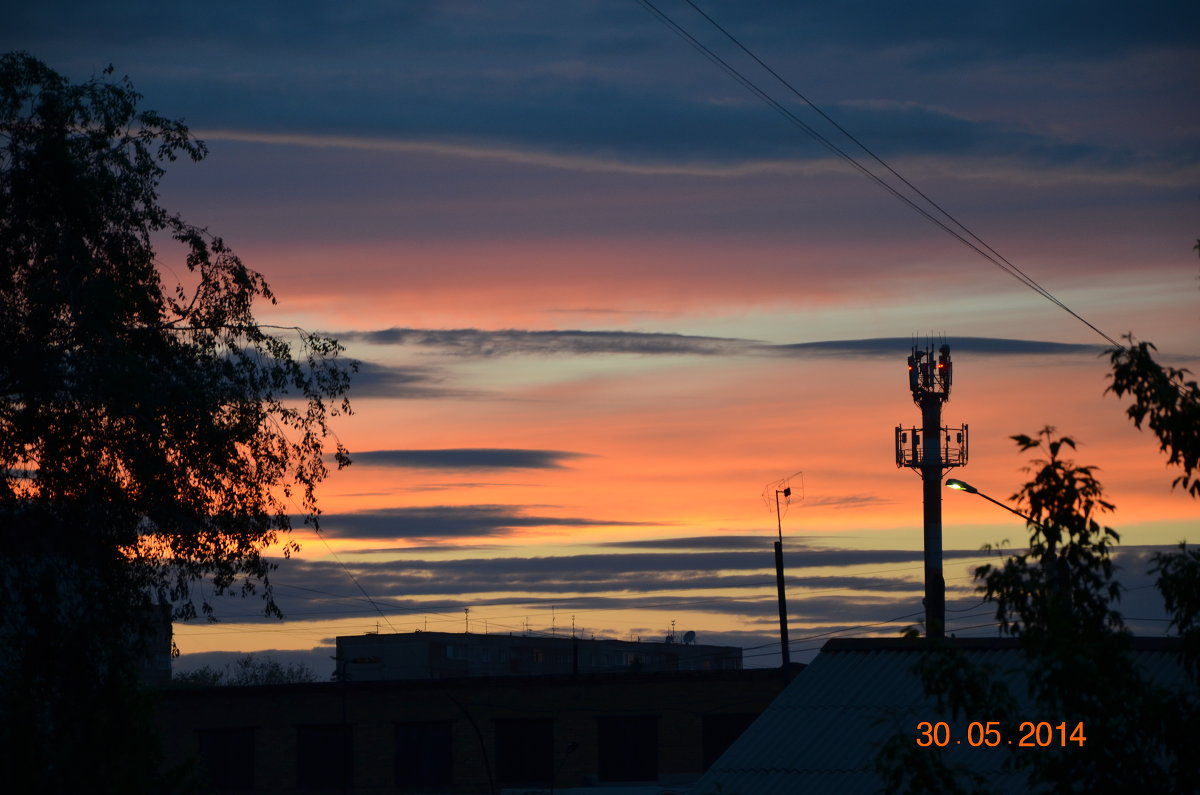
635;0;1122;348
787;609;926;645
738;609;928;660
309;527;399;633
675;0;1074;312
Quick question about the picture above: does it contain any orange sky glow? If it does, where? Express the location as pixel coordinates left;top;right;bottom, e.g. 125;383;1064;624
11;2;1195;672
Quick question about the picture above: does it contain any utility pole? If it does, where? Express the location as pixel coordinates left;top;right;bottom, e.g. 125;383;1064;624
896;343;967;639
774;487;791;667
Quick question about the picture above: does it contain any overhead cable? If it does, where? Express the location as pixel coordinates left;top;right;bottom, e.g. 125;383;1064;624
636;0;1121;348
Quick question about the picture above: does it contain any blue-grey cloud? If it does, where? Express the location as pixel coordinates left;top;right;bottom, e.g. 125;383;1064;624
802;494;896;509
602;534;856;551
710;1;1199;62
184;544;1181;644
274;545;991;600
349;448;587;470
338;330;1110;362
339;328;754;357
346;361;476;399
13;1;1192;173
16;2;1195;70
196;563;929;627
764;337;1109;358
605;535;794;551
317;505;658;540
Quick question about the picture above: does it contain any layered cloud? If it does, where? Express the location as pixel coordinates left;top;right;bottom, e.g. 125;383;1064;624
341;330;1108;360
181;542;1176;648
316;504;658;541
766;336;1110;358
346;361;475;399
341;327;755;357
191;541;943;623
350;448;587;470
254;540;992;599
192;126;1199;189
14;0;1196;175
335;332;1115;401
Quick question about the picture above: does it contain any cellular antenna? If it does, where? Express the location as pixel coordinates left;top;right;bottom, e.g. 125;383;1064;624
895;341;968;638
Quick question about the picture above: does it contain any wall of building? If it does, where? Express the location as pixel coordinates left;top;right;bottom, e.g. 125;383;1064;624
160;667;794;794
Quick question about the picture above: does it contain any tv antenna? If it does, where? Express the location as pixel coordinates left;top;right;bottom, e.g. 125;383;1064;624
763;471;804;538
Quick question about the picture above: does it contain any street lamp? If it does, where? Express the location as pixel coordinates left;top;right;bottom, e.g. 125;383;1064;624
945;478;1035;525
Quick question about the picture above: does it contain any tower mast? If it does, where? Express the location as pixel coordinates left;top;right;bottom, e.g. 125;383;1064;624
895;343;967;638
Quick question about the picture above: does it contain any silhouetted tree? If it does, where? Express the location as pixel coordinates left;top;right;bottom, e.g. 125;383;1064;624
1107;336;1200;497
0;52;352;792
173;654;318;687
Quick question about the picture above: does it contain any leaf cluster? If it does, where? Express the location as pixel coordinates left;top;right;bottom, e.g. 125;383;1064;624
1152;543;1200;681
974;428;1122;643
1106;335;1200;497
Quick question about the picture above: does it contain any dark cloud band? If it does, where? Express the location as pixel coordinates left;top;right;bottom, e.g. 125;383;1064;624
350;448;586;470
338;327;753;357
763;336;1109;358
346;361;475;399
316;504;657;540
338;330;1108;362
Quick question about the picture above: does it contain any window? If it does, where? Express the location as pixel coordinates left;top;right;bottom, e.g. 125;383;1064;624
395;721;453;790
495;718;554;787
296;723;351;790
597;716;657;783
197;727;255;791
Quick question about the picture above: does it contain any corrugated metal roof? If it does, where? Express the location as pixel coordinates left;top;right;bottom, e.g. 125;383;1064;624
690;638;1190;795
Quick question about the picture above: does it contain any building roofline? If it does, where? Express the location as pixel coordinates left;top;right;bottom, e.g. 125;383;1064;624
821;636;1184;653
336;630;739;650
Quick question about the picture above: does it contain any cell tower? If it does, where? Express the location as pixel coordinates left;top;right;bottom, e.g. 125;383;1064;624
895;342;967;639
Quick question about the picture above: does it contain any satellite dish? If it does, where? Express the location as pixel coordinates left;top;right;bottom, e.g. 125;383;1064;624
682;630;696;645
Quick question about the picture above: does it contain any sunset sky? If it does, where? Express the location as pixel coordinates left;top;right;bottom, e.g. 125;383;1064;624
8;1;1198;672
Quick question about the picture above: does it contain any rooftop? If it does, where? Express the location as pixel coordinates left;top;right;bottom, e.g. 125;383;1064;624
694;636;1191;795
